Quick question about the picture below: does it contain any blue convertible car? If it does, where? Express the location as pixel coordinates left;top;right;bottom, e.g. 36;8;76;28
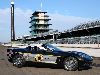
7;44;93;71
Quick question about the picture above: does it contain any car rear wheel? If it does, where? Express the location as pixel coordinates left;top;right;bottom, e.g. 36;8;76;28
63;57;78;71
12;54;25;68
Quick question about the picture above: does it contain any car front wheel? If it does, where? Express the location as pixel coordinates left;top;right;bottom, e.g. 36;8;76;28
63;57;78;71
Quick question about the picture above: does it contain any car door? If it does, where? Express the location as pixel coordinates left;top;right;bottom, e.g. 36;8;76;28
35;48;58;63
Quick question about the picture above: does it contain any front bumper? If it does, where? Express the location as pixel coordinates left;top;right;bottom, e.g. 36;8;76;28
84;61;93;67
79;60;93;67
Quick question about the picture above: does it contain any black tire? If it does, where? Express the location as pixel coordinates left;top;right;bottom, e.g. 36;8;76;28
63;57;78;71
12;54;25;68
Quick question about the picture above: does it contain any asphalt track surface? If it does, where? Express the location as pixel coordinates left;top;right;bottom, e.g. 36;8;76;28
0;45;100;75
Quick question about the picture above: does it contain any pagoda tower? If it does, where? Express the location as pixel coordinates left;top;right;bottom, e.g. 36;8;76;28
29;11;52;36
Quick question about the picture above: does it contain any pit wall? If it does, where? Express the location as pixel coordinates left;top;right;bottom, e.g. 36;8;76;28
52;44;100;49
3;43;100;49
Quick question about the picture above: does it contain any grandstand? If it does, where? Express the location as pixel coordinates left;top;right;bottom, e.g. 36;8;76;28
59;20;100;38
55;35;100;44
16;20;100;44
56;20;100;44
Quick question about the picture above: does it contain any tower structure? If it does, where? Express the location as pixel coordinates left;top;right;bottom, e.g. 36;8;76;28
29;11;52;36
11;0;15;41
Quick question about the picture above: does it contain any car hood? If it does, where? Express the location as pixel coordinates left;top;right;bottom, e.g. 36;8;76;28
71;51;93;61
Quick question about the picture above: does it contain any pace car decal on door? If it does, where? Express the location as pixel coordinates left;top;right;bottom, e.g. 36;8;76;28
35;54;43;62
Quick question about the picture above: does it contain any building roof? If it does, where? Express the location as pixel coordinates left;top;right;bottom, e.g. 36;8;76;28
32;11;47;15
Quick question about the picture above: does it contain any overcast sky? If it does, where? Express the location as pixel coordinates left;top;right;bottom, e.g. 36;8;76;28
0;0;100;42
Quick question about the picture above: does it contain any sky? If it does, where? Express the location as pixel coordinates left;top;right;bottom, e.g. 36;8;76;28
0;0;100;42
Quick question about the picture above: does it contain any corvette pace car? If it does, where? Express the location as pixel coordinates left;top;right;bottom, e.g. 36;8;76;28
7;44;93;71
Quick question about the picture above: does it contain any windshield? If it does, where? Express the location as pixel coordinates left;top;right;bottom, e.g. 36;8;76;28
46;44;62;51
